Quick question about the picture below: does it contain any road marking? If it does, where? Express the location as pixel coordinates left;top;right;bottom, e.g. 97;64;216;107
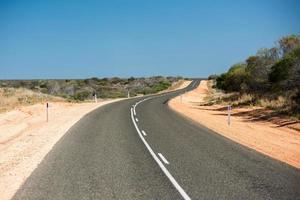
135;117;138;122
158;153;170;165
133;108;136;116
141;130;147;136
130;102;191;200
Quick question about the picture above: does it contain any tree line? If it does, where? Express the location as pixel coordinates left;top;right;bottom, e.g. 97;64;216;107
211;35;300;113
0;76;179;101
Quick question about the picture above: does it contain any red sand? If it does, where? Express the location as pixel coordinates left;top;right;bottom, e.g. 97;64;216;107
169;80;300;169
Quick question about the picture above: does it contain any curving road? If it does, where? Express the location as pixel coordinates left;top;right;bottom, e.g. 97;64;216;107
13;80;300;200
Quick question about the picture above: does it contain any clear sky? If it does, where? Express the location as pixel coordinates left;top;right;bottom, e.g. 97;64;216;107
0;0;300;79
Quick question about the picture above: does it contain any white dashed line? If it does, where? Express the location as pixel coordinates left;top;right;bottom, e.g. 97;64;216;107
158;153;170;165
141;130;147;136
130;99;191;200
135;117;138;122
133;108;136;116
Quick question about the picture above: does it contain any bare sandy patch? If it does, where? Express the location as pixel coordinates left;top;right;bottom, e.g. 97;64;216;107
169;80;300;169
0;99;122;200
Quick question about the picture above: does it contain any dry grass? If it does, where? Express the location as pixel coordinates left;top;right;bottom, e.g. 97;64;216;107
0;87;65;113
257;96;289;109
206;81;290;109
203;80;229;105
207;81;299;120
219;93;291;110
169;80;300;168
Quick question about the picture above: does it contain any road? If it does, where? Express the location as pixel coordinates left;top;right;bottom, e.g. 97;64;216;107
13;80;300;200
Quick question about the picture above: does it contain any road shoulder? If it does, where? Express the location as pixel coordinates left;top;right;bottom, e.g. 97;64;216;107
168;80;300;169
0;99;122;200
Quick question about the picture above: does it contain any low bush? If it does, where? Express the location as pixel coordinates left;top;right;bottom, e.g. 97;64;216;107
212;35;300;117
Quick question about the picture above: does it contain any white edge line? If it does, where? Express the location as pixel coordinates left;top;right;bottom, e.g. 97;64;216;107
158;153;170;165
130;106;191;200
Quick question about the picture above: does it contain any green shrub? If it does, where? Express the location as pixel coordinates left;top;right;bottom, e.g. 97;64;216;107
73;91;90;101
215;63;248;92
269;57;293;83
151;81;171;92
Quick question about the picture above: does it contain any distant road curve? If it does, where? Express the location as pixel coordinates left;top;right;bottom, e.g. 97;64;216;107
14;80;300;200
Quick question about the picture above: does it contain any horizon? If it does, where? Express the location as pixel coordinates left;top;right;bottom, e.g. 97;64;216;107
1;0;300;79
0;75;208;81
0;75;207;80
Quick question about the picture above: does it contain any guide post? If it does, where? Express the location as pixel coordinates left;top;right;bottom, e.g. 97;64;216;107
46;102;49;122
227;105;231;126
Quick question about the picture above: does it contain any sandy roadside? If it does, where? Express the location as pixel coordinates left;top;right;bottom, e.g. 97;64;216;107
159;79;192;93
169;80;300;169
0;79;189;200
0;99;122;200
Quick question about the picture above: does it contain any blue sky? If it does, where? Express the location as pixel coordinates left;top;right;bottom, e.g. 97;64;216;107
0;0;300;79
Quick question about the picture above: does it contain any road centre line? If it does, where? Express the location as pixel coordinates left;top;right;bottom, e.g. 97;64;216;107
130;97;191;200
141;130;147;136
133;108;136;115
158;153;170;165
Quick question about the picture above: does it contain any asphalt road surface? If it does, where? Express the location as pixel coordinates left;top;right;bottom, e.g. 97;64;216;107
13;80;300;200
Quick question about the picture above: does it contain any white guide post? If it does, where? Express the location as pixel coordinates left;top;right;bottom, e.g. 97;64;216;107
46;102;49;122
227;105;231;126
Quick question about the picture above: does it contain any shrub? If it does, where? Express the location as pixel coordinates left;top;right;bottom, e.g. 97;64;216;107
73;91;90;101
269;57;293;83
151;81;171;92
215;63;248;92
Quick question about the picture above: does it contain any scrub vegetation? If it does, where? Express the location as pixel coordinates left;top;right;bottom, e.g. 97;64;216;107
210;35;300;118
0;76;181;101
0;87;64;113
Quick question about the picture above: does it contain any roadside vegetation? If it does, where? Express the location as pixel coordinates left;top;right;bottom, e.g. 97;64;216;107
210;35;300;118
0;76;182;102
0;87;64;113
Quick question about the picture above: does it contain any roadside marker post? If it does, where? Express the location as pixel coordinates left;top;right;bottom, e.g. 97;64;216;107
46;102;49;122
92;92;97;103
127;90;130;98
227;105;232;126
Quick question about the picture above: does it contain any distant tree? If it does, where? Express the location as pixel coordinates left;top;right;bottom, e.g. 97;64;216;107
269;47;300;90
151;81;171;92
91;77;99;81
216;63;247;92
48;81;61;94
278;35;300;56
73;90;90;101
128;77;135;82
110;77;122;84
216;73;228;90
244;48;280;91
269;57;293;84
212;35;300;116
208;74;218;80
